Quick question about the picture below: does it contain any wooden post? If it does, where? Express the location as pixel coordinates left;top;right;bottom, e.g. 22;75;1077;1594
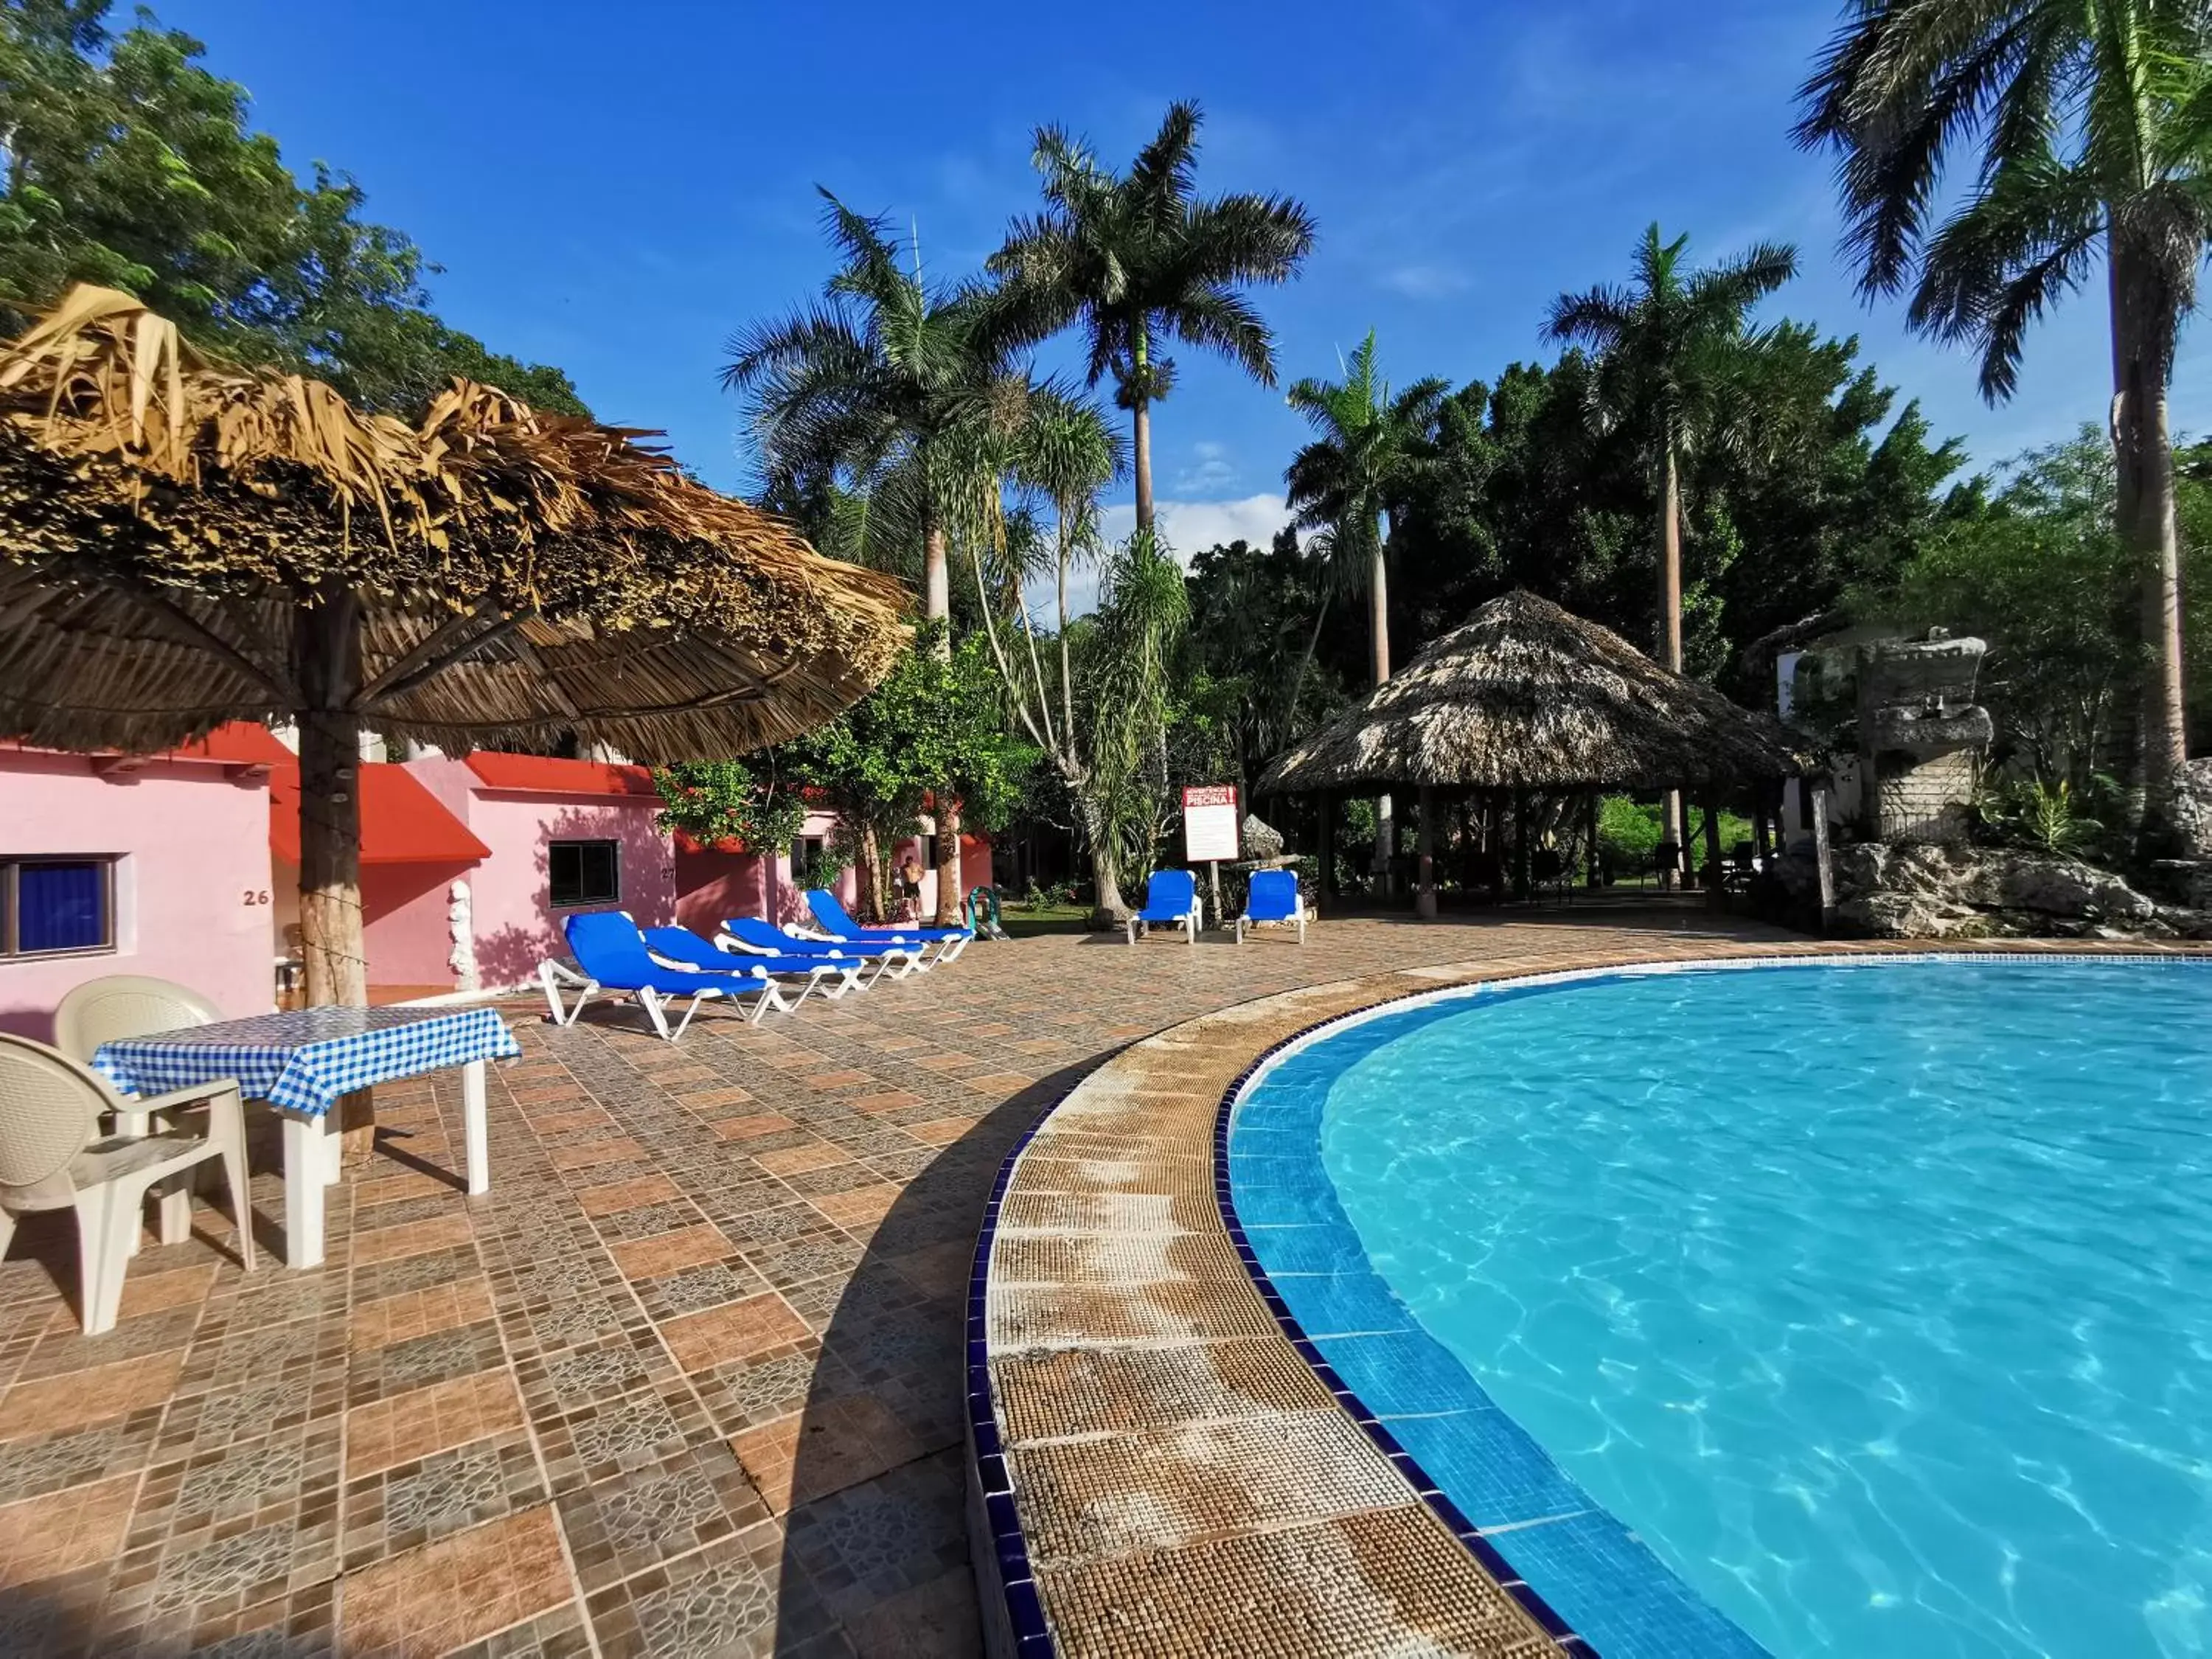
1316;793;1335;910
1703;785;1725;904
1512;790;1531;900
1485;792;1506;903
1585;791;1601;889
1416;785;1437;919
1812;782;1837;930
294;595;375;1166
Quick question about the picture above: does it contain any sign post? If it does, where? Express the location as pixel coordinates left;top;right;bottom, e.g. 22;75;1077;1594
1182;785;1240;927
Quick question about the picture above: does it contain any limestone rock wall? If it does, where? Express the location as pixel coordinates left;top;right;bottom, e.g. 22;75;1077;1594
1832;841;2212;942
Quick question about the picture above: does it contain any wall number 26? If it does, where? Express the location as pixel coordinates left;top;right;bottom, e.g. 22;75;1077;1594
243;890;271;906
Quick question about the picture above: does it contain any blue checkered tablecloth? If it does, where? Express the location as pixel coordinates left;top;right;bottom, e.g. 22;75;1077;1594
92;1005;521;1118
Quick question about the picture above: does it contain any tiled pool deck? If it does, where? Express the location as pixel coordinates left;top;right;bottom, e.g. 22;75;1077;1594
978;935;2211;1659
0;908;1851;1657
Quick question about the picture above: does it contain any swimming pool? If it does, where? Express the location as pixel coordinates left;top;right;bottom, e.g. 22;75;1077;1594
1226;957;2212;1658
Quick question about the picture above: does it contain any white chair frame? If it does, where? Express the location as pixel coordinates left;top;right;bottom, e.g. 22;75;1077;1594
538;958;860;1040
0;1035;256;1334
1127;902;1203;946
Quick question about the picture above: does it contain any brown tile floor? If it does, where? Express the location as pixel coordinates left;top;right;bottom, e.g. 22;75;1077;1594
0;905;1792;1657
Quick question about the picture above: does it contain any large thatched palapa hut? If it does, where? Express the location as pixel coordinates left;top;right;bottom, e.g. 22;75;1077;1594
1259;590;1798;909
0;285;908;1138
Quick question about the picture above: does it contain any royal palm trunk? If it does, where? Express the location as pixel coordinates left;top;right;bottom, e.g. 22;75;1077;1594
1130;322;1155;533
923;521;950;638
1131;399;1155;534
2109;241;2188;847
1659;443;1686;880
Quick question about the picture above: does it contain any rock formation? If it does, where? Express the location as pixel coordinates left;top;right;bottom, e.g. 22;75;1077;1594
1829;841;2212;941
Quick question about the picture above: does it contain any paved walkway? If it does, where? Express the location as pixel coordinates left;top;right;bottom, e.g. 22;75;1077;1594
0;908;1790;1658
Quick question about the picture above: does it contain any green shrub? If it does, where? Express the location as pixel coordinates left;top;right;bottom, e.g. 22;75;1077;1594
1598;796;1664;870
1987;776;2102;855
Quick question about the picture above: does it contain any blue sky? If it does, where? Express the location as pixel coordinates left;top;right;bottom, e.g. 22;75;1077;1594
169;0;2205;572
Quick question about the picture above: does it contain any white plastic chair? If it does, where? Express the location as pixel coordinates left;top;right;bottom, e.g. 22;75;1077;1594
1234;869;1312;945
55;975;223;1068
55;975;224;1248
0;1034;255;1334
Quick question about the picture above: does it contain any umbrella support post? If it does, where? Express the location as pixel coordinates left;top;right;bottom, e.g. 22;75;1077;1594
296;597;377;1168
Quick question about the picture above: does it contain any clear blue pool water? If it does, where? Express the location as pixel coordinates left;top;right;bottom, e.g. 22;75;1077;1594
1232;959;2212;1658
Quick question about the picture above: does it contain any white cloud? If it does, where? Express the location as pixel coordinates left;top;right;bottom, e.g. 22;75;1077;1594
1019;494;1296;622
1379;262;1470;299
1175;439;1241;493
1100;494;1294;560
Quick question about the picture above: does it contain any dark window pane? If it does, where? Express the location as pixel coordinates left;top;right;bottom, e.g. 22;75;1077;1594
549;841;618;907
549;843;582;905
582;843;618;902
18;861;106;953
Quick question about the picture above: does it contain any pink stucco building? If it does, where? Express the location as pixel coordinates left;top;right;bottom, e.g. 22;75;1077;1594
405;754;678;992
0;726;291;1040
1;726;994;1035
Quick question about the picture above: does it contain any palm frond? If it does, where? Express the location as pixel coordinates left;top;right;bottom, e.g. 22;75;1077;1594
1688;240;1801;316
1908;153;2102;400
1172;284;1276;384
1130;100;1203;218
1543;283;1638;348
1177;194;1319;285
987;101;1313;420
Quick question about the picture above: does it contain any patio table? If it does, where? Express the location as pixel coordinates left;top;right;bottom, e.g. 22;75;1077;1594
93;1005;520;1270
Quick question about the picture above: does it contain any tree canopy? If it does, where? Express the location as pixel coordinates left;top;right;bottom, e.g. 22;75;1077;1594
0;0;584;415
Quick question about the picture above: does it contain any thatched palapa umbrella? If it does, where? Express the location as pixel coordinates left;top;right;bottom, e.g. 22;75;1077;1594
1259;590;1797;909
0;285;907;1118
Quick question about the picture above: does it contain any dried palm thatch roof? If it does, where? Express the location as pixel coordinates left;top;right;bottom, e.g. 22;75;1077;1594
1259;590;1799;794
0;285;911;758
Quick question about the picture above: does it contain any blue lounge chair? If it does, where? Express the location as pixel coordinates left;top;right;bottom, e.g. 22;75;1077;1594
640;927;861;1006
538;913;842;1040
1235;869;1310;945
1127;868;1201;945
718;917;925;985
801;889;972;965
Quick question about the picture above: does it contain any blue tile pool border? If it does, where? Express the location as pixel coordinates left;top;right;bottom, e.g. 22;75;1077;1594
969;947;2208;1658
966;1073;1088;1658
1214;949;2212;1659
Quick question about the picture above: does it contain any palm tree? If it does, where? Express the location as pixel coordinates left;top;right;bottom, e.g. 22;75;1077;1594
992;100;1316;533
1284;330;1448;692
1016;389;1125;740
1545;226;1799;675
961;385;1156;920
725;190;1022;922
725;189;1019;629
1281;332;1445;886
1795;1;2212;847
1546;226;1797;871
